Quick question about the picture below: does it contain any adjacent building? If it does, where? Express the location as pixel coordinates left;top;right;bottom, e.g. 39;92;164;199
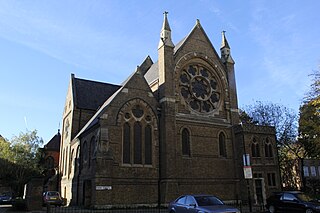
59;13;281;208
42;130;61;192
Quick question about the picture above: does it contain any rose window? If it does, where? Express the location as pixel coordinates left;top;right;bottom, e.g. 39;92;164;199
179;64;220;113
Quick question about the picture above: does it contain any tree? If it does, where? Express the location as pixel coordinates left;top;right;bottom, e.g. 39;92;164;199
0;136;14;159
299;68;320;158
241;101;298;146
0;130;44;196
240;101;301;189
10;130;43;169
305;69;320;106
298;102;320;158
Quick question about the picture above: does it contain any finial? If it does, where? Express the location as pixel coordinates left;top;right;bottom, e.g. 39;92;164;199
221;30;230;49
220;30;234;64
196;19;200;25
158;11;174;48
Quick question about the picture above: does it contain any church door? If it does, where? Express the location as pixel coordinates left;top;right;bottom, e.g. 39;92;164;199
254;178;266;206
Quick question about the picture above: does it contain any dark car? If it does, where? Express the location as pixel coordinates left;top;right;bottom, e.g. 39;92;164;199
42;191;63;206
266;191;320;213
0;192;12;205
168;194;240;213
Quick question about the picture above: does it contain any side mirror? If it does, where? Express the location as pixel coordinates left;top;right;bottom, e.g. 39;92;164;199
189;203;196;207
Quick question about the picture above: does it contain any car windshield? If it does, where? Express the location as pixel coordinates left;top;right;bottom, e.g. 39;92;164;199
296;193;312;202
47;192;59;196
195;196;224;206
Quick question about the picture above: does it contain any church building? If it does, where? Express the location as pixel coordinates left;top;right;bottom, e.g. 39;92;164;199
59;13;281;209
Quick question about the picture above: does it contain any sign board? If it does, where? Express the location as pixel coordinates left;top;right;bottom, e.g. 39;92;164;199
243;154;250;166
96;186;112;191
243;166;253;179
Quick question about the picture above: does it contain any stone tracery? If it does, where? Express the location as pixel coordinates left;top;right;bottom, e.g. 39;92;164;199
179;64;221;113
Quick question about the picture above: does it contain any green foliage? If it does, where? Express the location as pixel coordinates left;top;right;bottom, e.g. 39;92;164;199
10;130;43;171
0;130;44;196
241;101;301;190
241;101;298;146
299;69;320;158
0;136;14;159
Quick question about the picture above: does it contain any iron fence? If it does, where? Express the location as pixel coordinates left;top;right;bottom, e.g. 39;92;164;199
49;207;168;213
45;203;267;213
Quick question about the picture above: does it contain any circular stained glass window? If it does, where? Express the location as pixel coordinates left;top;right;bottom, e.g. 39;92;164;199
179;64;220;113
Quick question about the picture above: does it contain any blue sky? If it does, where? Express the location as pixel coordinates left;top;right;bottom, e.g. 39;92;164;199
0;0;319;143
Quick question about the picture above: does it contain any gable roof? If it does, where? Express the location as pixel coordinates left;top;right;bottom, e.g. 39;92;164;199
44;130;61;151
73;77;121;110
144;20;223;85
75;67;153;139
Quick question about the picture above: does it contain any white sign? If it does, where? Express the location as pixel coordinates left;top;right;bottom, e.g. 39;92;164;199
243;154;250;166
96;186;112;191
243;166;252;179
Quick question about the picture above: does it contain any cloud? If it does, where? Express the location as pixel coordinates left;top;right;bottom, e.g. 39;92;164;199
0;1;141;77
247;1;316;109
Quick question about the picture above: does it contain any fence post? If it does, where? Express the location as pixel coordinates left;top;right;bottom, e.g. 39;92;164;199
46;204;51;213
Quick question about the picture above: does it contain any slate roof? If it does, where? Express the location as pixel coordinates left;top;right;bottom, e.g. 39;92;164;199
44;130;61;151
74;78;121;110
144;62;159;85
75;67;151;139
144;35;187;85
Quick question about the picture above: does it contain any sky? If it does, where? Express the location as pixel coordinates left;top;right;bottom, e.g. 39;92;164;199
0;0;319;143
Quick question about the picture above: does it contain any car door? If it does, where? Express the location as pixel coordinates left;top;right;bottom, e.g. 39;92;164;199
175;196;187;213
279;193;304;213
184;196;198;213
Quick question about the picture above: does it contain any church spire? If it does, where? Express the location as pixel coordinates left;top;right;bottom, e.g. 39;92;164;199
158;11;174;49
220;31;234;64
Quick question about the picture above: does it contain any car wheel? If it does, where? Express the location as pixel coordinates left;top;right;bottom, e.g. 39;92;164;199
306;209;313;213
268;205;276;213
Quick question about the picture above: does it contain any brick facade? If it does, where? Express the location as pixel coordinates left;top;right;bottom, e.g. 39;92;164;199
59;13;281;208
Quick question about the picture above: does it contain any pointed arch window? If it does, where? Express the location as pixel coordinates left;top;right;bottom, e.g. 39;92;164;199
123;123;131;164
68;149;74;178
45;156;54;170
64;148;68;175
88;136;95;168
251;138;260;157
134;122;142;164
120;99;157;166
64;119;70;139
75;145;80;173
82;141;88;166
145;125;152;165
264;138;273;158
182;128;191;156
219;132;227;157
61;149;64;175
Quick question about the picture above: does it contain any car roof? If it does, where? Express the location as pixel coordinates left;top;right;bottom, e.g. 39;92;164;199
177;194;219;199
273;191;302;195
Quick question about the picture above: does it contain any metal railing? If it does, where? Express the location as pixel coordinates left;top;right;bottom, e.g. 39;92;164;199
46;204;267;213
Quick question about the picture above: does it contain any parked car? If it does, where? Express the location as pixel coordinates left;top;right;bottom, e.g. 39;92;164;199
168;194;240;213
42;191;63;206
266;191;320;213
0;192;12;205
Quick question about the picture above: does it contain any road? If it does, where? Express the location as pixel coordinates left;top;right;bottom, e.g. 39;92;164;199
0;205;11;213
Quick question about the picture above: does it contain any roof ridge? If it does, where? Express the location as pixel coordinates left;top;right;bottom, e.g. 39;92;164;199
75;77;120;87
